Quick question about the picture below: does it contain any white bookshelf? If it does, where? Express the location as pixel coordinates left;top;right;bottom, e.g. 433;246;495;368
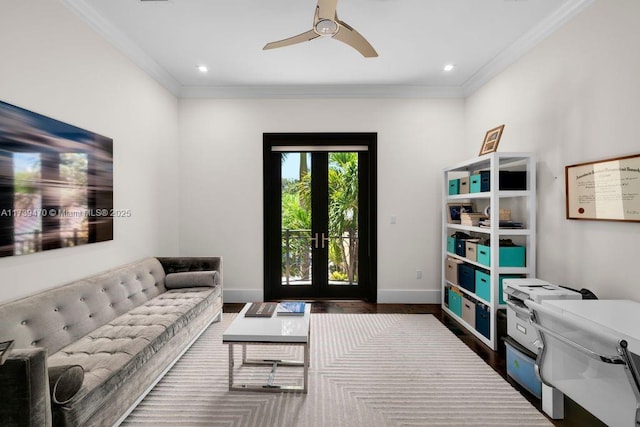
441;152;536;351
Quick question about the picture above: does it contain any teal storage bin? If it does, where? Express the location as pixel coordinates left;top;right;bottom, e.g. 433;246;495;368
476;244;526;267
474;271;512;304
475;270;491;302
470;174;482;193
449;289;463;317
506;340;542;398
448;179;460;195
447;236;456;253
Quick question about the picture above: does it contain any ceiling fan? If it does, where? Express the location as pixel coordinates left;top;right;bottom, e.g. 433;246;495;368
263;0;378;58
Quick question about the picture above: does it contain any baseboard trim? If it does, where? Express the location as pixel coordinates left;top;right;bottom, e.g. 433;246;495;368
377;289;441;304
223;289;263;303
223;289;441;304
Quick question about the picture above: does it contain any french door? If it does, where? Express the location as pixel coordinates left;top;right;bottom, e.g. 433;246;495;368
263;133;377;301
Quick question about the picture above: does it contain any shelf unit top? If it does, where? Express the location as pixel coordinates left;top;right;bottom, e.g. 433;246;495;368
443;152;535;173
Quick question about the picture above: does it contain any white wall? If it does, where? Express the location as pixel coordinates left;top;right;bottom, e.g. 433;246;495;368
0;1;180;303
465;0;640;300
6;0;634;306
178;98;465;303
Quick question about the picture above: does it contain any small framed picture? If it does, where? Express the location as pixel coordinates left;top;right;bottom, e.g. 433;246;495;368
0;340;14;365
479;124;505;155
447;203;474;224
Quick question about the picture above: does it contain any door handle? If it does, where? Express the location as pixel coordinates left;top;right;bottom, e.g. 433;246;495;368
321;233;330;249
311;233;330;249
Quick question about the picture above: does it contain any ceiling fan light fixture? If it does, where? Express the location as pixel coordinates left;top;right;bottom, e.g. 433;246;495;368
263;0;377;57
315;19;339;36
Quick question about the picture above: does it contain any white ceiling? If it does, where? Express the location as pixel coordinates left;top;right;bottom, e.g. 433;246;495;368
64;0;594;98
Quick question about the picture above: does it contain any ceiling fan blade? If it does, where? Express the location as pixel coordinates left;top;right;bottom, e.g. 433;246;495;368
317;0;339;20
334;21;378;57
263;30;320;50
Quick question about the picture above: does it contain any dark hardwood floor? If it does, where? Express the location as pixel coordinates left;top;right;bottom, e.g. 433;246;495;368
224;301;604;427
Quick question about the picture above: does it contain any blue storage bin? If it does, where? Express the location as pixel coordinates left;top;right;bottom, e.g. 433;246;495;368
458;264;475;293
480;170;490;192
449;289;463;317
470;174;482;193
474;271;514;304
475;303;490;339
506;340;542;398
454;239;467;257
476;244;526;267
447;236;456;254
448;179;460;195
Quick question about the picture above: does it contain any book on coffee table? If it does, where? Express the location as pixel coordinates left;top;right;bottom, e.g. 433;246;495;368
244;302;277;317
277;302;306;316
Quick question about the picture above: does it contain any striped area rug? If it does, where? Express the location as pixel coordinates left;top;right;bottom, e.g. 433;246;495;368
122;313;551;426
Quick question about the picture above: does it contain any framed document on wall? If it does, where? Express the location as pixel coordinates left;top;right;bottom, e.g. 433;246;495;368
565;153;640;222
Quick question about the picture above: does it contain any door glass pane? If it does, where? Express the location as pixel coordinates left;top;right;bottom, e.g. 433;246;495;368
328;152;358;286
281;152;311;286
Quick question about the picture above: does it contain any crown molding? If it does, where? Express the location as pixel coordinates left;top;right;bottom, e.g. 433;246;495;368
462;0;596;97
63;0;594;100
63;0;181;96
179;84;464;99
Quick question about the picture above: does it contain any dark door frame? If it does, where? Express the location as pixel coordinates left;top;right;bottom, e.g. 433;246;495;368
263;133;377;302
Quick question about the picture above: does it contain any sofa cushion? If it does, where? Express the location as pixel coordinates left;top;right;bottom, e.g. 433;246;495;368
165;271;219;289
47;286;219;426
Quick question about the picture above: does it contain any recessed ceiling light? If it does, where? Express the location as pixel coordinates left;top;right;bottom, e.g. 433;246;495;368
197;65;208;73
443;64;455;72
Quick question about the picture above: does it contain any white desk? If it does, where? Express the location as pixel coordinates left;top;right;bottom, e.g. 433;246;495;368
545;300;640;351
528;299;640;427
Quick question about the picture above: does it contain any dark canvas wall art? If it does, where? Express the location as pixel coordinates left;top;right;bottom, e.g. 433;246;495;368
0;100;113;258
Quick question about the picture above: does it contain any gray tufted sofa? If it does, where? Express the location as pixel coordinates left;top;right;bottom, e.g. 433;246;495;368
0;256;222;426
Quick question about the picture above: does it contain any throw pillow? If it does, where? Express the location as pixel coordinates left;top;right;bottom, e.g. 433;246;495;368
165;271;219;289
48;365;84;404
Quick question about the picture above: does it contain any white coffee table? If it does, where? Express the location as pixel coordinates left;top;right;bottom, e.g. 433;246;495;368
222;302;311;393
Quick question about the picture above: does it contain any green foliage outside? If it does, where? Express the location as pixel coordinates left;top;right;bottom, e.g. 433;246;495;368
281;152;358;284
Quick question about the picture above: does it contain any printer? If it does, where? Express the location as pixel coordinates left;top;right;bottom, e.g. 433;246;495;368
502;278;582;419
503;278;582;354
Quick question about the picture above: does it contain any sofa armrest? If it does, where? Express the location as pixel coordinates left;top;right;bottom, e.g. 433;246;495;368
0;348;52;427
157;257;222;284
